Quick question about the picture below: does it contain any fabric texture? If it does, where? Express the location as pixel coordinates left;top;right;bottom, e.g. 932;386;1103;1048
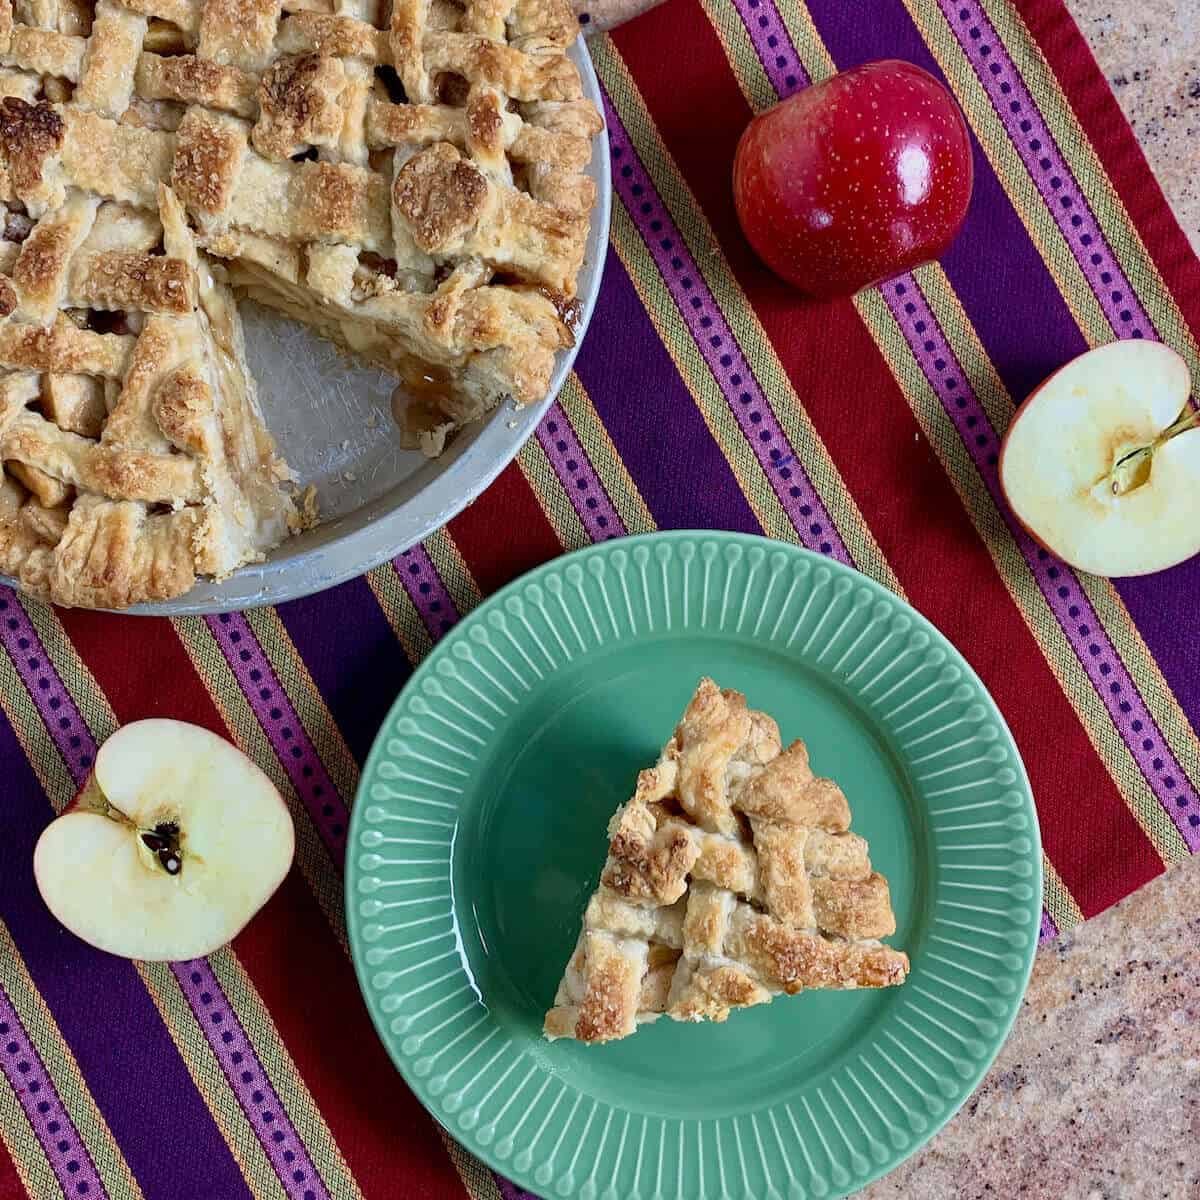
2;0;1198;1196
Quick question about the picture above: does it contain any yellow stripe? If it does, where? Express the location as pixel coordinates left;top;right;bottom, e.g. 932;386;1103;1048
0;926;144;1200
558;373;657;534
0;1065;62;1200
698;0;774;109
854;281;1184;865
593;36;903;596
172;618;348;948
1041;855;1084;933
424;527;485;617
135;962;285;1200
517;438;589;551
17;595;116;744
773;0;836;80
365;562;434;662
438;1130;501;1200
242;608;360;806
209;951;364;1200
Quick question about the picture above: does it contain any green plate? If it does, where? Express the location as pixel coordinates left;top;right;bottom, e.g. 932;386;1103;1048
347;532;1041;1199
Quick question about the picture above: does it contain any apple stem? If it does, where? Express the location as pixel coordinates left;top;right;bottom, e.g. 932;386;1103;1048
1163;403;1200;441
1108;402;1199;496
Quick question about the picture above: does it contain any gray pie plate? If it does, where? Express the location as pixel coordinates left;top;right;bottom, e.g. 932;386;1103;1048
7;38;610;615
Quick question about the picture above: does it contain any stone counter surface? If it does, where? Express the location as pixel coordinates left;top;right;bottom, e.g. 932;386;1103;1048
860;862;1200;1199
571;1;1200;1194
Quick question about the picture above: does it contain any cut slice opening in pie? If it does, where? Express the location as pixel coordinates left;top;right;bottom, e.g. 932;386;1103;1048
544;677;910;1044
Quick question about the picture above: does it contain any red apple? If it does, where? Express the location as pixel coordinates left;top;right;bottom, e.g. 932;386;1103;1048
34;720;294;961
733;60;974;297
999;340;1200;577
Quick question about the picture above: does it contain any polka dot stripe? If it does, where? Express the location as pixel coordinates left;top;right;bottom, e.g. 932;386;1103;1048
732;0;809;97
536;400;627;542
172;963;328;1200
206;614;348;864
393;546;462;641
0;587;95;785
0;982;106;1200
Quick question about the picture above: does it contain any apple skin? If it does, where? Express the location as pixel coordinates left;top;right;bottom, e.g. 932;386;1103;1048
999;340;1200;577
732;60;974;297
33;720;295;962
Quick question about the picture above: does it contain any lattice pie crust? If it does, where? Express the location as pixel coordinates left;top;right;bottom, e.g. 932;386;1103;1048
545;679;909;1043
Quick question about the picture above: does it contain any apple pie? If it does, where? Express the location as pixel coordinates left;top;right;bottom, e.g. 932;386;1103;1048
545;678;909;1043
0;0;601;607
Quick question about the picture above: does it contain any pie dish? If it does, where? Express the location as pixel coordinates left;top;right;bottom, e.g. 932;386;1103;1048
0;0;601;608
545;677;910;1043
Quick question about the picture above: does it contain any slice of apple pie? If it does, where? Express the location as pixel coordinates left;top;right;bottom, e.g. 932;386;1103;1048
544;678;909;1043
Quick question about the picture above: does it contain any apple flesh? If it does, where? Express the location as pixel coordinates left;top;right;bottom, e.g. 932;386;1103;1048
34;720;294;961
999;340;1200;577
733;59;974;297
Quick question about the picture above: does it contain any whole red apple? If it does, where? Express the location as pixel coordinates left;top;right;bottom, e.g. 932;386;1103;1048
733;60;973;297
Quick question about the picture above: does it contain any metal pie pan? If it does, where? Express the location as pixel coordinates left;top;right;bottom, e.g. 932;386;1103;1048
5;39;610;616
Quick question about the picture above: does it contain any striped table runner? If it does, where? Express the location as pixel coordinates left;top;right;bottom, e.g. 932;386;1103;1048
2;0;1198;1196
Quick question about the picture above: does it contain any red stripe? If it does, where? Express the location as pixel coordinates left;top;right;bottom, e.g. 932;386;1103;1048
0;1128;27;1200
1017;0;1200;334
56;611;465;1200
447;460;565;595
610;7;1164;914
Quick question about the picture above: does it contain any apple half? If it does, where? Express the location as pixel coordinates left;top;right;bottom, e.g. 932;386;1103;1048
34;720;294;961
999;340;1200;577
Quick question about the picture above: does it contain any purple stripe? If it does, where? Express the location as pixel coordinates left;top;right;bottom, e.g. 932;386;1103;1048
171;962;329;1200
0;981;107;1200
204;613;348;866
277;577;413;766
497;1178;540;1200
731;0;808;96
536;401;627;540
600;85;852;565
881;274;1199;851
1038;910;1058;943
393;545;461;641
938;0;1154;340
0;703;251;1199
0;587;96;782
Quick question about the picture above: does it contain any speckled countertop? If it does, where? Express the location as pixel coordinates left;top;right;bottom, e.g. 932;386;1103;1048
567;1;1200;1195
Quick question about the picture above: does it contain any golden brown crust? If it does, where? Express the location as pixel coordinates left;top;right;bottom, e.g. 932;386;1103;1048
69;251;195;315
394;141;488;255
0;97;63;208
545;679;908;1043
170;108;245;216
0;187;299;609
252;52;344;161
135;52;257;119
